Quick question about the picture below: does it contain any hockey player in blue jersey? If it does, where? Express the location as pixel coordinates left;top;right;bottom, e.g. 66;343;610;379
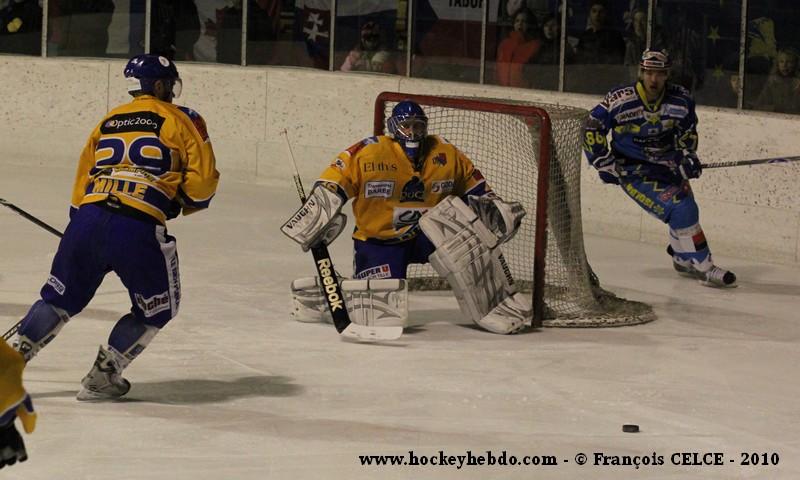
583;49;736;287
13;54;220;400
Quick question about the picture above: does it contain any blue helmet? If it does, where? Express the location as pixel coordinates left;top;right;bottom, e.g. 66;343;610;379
387;100;428;160
124;54;182;99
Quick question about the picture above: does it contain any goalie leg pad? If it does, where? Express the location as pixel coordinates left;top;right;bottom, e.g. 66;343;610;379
341;279;408;327
422;197;530;334
290;276;333;323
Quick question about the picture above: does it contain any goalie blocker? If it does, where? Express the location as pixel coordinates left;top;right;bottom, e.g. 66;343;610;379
420;196;531;334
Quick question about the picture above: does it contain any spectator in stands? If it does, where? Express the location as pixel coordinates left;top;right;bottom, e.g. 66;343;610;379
495;8;541;87
532;14;570;65
340;21;396;74
754;47;800;114
48;0;115;57
623;8;646;76
623;8;665;81
150;0;201;61
575;0;625;65
215;1;243;64
0;0;42;55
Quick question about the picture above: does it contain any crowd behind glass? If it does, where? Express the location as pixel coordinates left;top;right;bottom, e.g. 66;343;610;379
1;0;798;114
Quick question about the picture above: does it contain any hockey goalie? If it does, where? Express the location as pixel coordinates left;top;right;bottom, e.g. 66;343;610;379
281;100;531;334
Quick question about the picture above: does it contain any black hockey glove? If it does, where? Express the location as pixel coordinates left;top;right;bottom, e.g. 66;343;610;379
592;154;620;185
165;199;182;220
678;153;702;180
0;420;28;469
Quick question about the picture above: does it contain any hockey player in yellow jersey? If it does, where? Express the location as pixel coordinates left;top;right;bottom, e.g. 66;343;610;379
282;100;532;334
13;54;219;401
0;341;35;469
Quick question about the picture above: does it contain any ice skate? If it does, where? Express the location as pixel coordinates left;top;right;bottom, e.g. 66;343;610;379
76;346;131;401
666;245;736;287
696;265;737;288
667;245;694;277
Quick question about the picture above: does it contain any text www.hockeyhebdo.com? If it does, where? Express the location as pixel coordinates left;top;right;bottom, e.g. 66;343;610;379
358;450;782;470
360;450;557;469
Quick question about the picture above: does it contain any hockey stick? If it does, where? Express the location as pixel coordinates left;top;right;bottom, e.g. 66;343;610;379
703;155;800;169
0;198;64;239
1;198;64;342
281;130;402;341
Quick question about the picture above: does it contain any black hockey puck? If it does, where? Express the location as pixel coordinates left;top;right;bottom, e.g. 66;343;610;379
622;424;640;433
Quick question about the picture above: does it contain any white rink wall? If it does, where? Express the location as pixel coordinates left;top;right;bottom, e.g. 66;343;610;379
1;56;798;265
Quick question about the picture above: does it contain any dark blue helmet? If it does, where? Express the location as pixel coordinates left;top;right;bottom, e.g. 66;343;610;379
124;54;182;99
387;100;428;160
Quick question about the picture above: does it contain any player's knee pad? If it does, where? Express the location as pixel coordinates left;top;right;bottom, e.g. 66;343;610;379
290;276;333;323
341;279;408;327
16;300;70;362
107;313;159;370
667;196;699;230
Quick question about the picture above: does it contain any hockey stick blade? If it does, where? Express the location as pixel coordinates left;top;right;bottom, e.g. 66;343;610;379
341;323;403;341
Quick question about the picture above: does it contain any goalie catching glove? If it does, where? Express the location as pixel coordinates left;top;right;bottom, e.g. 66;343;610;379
467;194;526;244
281;183;347;251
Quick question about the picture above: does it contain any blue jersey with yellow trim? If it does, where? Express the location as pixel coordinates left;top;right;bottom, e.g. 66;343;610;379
319;135;490;242
71;95;220;224
584;81;699;170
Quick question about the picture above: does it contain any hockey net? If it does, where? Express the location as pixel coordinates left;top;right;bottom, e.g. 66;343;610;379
374;92;654;327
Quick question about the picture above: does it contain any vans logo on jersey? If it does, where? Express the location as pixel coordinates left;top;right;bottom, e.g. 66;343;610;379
431;179;454;194
433;153;447;166
135;291;171;317
101;112;165;135
365;181;394;198
46;275;66;295
400;176;425;202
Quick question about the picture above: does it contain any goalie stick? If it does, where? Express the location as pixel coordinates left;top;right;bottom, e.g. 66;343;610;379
1;198;65;342
703;155;800;170
281;130;403;341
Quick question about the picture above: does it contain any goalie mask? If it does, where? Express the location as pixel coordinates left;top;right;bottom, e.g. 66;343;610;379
387;100;428;162
124;54;182;101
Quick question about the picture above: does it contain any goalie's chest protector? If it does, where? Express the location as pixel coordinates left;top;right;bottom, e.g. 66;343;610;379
321;135;477;241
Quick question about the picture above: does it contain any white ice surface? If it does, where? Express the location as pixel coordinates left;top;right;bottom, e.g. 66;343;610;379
1;165;799;480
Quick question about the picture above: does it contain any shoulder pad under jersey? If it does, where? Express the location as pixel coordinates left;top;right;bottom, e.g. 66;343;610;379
177;105;209;141
344;136;380;157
